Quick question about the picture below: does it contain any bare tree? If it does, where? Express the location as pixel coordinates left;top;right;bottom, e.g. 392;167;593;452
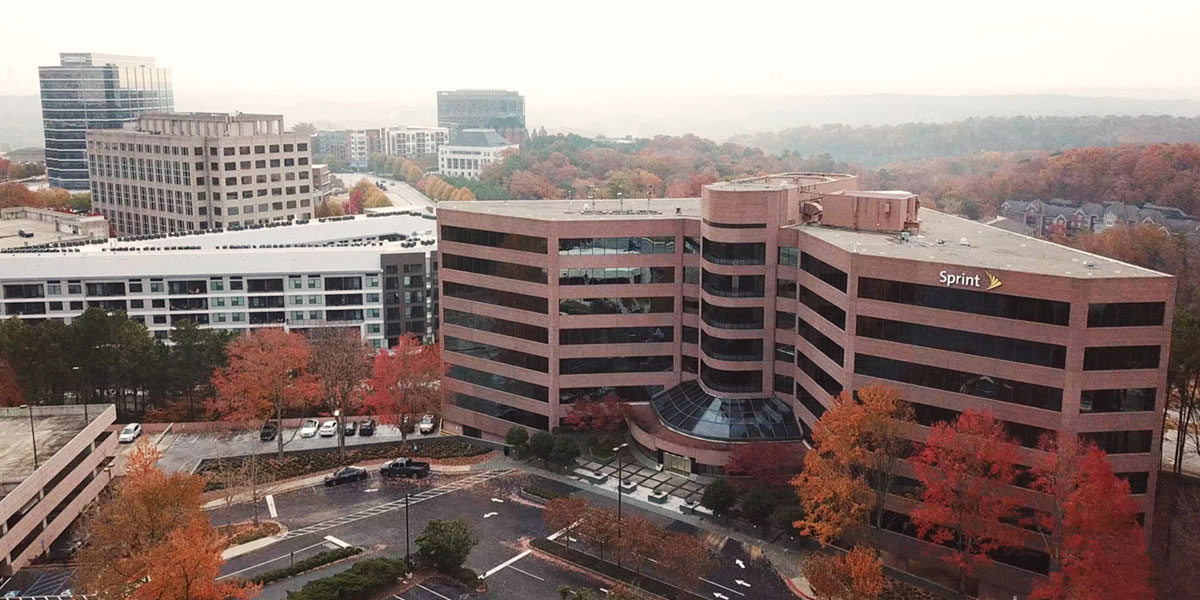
309;329;373;459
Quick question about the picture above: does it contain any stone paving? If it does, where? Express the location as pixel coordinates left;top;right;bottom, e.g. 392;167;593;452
577;455;708;505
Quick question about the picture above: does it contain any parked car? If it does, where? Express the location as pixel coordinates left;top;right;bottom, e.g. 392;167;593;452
299;419;320;438
260;420;278;442
118;423;142;443
380;458;430;478
418;414;437;435
359;418;376;436
344;420;358;436
318;420;338;437
324;466;369;487
400;415;415;435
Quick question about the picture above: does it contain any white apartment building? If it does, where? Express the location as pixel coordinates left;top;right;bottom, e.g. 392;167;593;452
0;211;440;349
382;126;449;158
437;129;518;180
86;113;317;236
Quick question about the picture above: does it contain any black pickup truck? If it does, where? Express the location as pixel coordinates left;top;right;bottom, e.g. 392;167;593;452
380;457;430;478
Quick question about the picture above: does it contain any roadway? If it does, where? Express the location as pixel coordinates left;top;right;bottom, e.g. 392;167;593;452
331;173;435;211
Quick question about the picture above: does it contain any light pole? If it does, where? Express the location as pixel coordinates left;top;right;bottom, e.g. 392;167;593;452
404;492;411;563
612;442;628;568
21;405;38;469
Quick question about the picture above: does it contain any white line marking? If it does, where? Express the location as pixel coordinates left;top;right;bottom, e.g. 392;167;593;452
482;549;532;578
700;577;746;597
734;579;751;587
507;565;544;581
323;535;350;548
216;541;326;580
266;494;277;519
415;584;452;600
735;559;745;569
364;488;379;492
483;512;498;518
490;497;504;503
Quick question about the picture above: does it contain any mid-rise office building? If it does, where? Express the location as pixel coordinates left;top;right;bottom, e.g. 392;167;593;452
437;129;518;180
382;126;449;158
0;404;116;575
85;113;318;236
437;174;1173;598
0;211;439;348
348;129;383;170
436;89;525;141
39;53;173;191
314;130;350;163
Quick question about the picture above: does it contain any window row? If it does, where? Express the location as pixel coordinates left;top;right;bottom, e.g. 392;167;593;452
440;225;547;254
1087;302;1165;328
560;326;673;345
797;354;843;397
799;284;846;329
441;254;547;284
560;355;674;375
700;364;762;393
559;236;675;255
856;316;1067;368
559;297;673;316
446;364;548;402
444;336;549;373
559;267;674;286
800;253;848;293
798;318;845;366
702;271;764;298
858;277;1071;326
560;385;664;404
854;353;1063;412
701;332;764;361
1082;345;1160;371
701;301;763;330
452;393;548;430
702;238;765;265
443;281;548;314
1080;388;1156;413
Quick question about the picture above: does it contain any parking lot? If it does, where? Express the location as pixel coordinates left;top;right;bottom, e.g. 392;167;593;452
208;467;793;600
147;422;440;473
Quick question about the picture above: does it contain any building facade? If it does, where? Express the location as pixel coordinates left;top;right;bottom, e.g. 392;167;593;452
382;126;449;158
0;404;116;575
0;211;439;348
39;53;173;191
85;113;317;236
0;207;108;249
436;174;1173;598
437;129;518;180
436;90;525;141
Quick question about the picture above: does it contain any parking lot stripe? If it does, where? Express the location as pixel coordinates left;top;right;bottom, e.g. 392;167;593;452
507;565;545;581
482;549;532;578
416;584;453;600
266;494;277;518
699;577;746;597
216;541;328;580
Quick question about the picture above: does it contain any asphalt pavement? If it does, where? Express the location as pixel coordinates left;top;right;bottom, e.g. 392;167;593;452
331;173;435;211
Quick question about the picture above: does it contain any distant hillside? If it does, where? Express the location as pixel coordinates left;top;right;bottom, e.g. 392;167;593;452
730;115;1200;167
0;96;42;151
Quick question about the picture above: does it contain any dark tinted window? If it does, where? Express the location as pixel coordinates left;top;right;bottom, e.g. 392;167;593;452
560;326;673;345
445;336;548;372
796;385;827;418
443;309;547;343
1087;302;1165;328
1081;430;1152;454
702;270;765;297
559;236;675;255
442;254;547;284
701;300;763;330
1083;346;1160;371
560;385;664;404
560;355;674;374
801;252;847;292
798;319;844;366
700;364;762;393
443;281;547;313
701;332;764;361
858;277;1070;325
799;284;845;329
559;266;674;285
702;238;765;265
855;354;1063;411
441;225;547;254
559;297;673;315
797;354;843;396
856;316;1066;368
446;365;548;402
452;393;548;430
1080;388;1155;413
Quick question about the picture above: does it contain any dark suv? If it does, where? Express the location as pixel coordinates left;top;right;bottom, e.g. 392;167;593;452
260;420;278;441
359;418;376;436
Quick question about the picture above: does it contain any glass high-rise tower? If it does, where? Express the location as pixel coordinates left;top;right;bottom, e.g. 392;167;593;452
38;53;173;190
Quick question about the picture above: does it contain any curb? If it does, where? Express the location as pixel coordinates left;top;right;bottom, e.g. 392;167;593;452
222;530;288;560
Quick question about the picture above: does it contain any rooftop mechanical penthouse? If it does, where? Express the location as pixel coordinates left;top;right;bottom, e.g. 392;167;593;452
436;173;1173;598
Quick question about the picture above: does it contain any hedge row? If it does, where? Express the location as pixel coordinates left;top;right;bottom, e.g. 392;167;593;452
522;486;568;502
250;546;363;585
226;521;281;546
530;538;708;600
282;556;410;600
199;438;490;491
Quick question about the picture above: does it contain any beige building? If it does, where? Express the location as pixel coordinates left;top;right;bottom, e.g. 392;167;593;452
382;126;449;158
0;404;116;575
437;129;518;180
0;207;108;249
86;113;317;236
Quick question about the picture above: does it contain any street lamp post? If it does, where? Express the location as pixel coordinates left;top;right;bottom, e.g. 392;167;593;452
404;492;411;562
612;442;628;568
21;405;38;469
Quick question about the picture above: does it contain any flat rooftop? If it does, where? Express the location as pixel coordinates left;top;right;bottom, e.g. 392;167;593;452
439;197;701;221
0;218;94;250
0;416;88;499
798;208;1167;279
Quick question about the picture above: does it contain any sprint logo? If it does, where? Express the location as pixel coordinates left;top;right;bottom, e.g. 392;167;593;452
940;270;1003;291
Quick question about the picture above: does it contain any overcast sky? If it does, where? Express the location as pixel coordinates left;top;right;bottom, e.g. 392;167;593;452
3;0;1199;102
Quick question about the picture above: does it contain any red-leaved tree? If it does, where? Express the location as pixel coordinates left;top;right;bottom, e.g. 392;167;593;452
561;391;631;447
361;335;442;441
1029;446;1155;600
911;410;1022;597
725;441;805;491
0;357;24;407
208;329;320;459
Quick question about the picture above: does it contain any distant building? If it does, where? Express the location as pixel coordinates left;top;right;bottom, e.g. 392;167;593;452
437;129;518;180
39;53;173;191
348;129;383;170
314;130;350;163
382;126;449;158
436;90;525;141
0;404;116;575
0;207;108;249
312;164;333;205
85;113;317;235
998;199;1200;237
2;148;46;165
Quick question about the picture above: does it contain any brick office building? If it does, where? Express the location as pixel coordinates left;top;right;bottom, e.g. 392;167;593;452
436;173;1173;597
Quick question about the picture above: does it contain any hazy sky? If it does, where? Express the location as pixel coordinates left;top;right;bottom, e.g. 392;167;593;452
3;0;1199;102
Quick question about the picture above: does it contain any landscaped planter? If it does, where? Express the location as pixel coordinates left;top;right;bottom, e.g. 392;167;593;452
577;469;608;485
648;489;669;504
619;480;637;494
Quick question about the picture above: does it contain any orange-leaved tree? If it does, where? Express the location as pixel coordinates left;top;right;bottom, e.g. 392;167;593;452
77;442;257;600
1028;446;1154;600
139;517;258;600
309;328;373;459
361;335;443;441
911;410;1022;598
209;328;320;459
0;356;23;406
802;545;886;600
793;385;913;545
543;497;589;550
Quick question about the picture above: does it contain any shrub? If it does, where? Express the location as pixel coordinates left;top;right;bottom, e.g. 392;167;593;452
415;519;478;572
282;556;409;600
701;478;738;515
551;436;581;465
505;426;530;449
772;504;806;532
740;487;777;525
529;431;556;460
226;521;281;545
523;486;567;501
249;546;363;584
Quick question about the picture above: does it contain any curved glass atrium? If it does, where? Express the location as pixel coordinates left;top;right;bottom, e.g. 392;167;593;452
650;380;805;441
